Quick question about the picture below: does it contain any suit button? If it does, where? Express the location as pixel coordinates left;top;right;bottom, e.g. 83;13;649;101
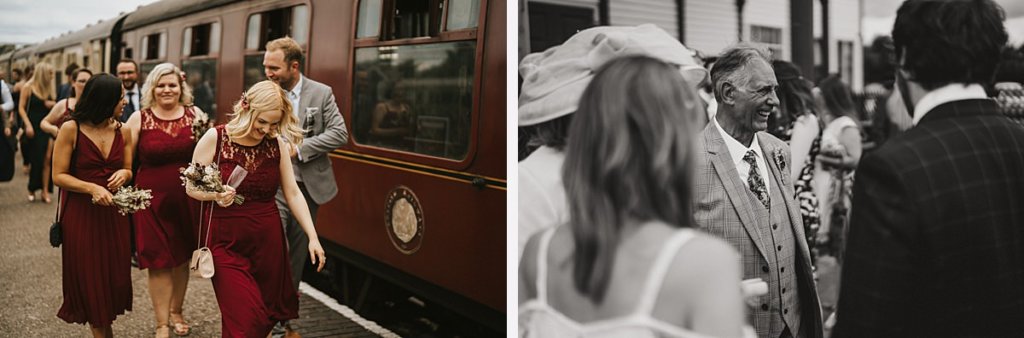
781;267;786;273
761;304;769;311
773;224;778;230
777;245;782;251
784;309;789;314
782;288;787;293
762;266;769;273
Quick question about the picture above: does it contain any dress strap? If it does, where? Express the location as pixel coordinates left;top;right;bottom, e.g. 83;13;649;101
635;229;696;315
535;227;558;304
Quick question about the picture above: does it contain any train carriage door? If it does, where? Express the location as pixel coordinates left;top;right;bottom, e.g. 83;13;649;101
182;21;221;121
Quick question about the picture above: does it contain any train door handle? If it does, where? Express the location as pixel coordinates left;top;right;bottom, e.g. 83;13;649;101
471;177;486;190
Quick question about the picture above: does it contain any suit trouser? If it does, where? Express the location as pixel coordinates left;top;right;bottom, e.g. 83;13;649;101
275;183;319;293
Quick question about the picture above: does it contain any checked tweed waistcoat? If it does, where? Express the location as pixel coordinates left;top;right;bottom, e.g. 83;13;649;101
747;170;802;338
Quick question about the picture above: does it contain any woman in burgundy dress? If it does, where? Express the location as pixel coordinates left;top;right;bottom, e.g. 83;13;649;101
41;68;93;137
52;73;134;338
187;80;326;337
127;63;208;337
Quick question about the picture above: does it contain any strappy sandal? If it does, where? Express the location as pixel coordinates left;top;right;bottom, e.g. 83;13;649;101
155;324;171;338
170;313;191;336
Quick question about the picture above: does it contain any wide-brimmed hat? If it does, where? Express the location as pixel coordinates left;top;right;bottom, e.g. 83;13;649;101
518;24;708;126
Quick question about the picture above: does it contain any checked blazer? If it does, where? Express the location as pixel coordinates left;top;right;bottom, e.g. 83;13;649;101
692;122;824;338
834;99;1024;338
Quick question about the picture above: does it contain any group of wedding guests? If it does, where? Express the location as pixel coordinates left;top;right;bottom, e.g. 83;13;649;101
41;36;349;338
519;0;1024;337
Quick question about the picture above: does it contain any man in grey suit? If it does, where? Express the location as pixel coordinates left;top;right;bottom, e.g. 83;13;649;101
692;44;822;338
264;36;349;338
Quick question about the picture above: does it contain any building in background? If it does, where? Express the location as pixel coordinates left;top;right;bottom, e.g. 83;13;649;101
519;0;864;91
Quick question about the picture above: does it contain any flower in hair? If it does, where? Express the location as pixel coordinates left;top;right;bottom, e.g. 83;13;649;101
239;94;250;111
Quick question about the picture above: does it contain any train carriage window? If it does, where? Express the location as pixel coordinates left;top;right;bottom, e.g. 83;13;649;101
356;0;383;38
243;5;310;90
182;59;218;120
184;22;221;57
445;0;479;30
382;0;444;40
352;41;475;160
142;32;166;61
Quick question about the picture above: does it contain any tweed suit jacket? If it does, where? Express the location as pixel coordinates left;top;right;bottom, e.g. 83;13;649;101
834;99;1024;338
692;122;823;338
284;76;349;205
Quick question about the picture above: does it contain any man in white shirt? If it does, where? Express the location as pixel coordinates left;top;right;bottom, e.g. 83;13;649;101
692;44;823;338
116;59;141;122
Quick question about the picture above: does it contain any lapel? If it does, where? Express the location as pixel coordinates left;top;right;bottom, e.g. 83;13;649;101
297;77;313;128
757;133;811;259
704;125;769;261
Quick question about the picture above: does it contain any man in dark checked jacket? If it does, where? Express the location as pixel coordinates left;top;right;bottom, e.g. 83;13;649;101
833;1;1024;337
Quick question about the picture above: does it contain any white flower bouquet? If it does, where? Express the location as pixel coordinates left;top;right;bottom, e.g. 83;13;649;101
112;185;153;216
191;110;210;142
179;162;245;205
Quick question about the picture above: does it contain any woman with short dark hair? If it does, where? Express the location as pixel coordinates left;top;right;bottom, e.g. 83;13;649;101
52;73;134;338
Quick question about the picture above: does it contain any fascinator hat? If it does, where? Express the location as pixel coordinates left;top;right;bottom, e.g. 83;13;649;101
518;24;709;126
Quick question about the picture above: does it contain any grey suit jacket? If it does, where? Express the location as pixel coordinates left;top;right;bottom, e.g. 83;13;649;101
692;122;823;338
291;76;349;204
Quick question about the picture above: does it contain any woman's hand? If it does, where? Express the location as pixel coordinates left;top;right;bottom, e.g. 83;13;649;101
24;125;34;138
3;126;9;137
90;184;114;206
107;169;131;191
308;239;327;272
216;186;236;207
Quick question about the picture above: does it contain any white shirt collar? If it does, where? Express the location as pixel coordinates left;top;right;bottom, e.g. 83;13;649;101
288;75;304;117
912;83;987;125
714;118;764;165
290;75;304;98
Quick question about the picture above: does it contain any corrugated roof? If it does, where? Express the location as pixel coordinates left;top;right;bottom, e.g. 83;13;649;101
122;0;241;31
35;14;128;53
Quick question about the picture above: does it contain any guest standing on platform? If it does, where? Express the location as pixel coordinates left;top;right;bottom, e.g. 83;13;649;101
187;80;327;338
126;63;206;338
116;59;141;122
17;62;57;203
41;68;92;137
834;1;1024;336
693;44;823;338
262;36;349;338
52;73;134;338
519;56;745;338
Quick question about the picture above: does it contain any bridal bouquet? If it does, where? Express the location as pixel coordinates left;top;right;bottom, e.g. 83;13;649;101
179;162;246;205
191;110;211;142
112;186;153;216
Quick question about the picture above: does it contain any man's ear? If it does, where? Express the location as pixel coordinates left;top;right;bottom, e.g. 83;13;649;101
719;81;736;106
290;61;301;72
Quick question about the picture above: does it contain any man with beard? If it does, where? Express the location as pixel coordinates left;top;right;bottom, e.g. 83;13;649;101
692;44;823;338
116;59;140;122
263;36;349;338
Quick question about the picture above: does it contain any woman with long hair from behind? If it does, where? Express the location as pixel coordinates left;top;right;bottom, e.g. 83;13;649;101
52;73;134;337
17;62;57;202
519;56;744;338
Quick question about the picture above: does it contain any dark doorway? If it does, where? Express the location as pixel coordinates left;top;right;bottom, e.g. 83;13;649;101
528;2;595;53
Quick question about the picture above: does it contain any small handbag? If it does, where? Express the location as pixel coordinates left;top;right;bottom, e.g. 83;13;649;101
49;123;79;248
190;133;223;279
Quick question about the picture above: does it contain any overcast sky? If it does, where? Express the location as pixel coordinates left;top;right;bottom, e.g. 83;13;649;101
0;0;156;44
862;0;1024;44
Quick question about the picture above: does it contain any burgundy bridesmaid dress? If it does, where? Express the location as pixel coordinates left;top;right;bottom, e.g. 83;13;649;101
57;123;133;327
205;125;298;337
134;107;198;269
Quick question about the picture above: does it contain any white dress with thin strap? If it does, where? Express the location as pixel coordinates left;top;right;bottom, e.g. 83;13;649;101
519;228;713;338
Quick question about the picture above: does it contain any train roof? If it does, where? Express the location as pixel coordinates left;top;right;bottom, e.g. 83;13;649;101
123;0;241;31
12;45;37;59
35;14;128;54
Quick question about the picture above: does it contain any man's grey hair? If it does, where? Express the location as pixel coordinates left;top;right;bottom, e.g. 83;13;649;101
710;43;773;103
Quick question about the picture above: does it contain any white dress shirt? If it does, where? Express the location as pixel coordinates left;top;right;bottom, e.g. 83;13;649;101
912;83;988;125
714;118;770;195
287;75;304;120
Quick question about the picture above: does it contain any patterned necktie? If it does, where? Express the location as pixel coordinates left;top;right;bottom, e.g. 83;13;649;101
743;150;770;209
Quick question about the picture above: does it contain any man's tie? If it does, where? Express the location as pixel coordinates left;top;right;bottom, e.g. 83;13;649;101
743;150;770;209
122;91;135;121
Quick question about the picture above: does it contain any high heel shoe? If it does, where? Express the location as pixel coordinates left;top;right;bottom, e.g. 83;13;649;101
42;194;52;204
27;194;35;202
170;313;191;336
155;324;171;338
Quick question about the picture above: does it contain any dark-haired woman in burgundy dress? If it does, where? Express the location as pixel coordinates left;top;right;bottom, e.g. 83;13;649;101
53;73;134;338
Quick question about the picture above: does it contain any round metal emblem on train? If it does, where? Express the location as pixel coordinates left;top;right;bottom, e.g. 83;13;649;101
385;186;424;254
